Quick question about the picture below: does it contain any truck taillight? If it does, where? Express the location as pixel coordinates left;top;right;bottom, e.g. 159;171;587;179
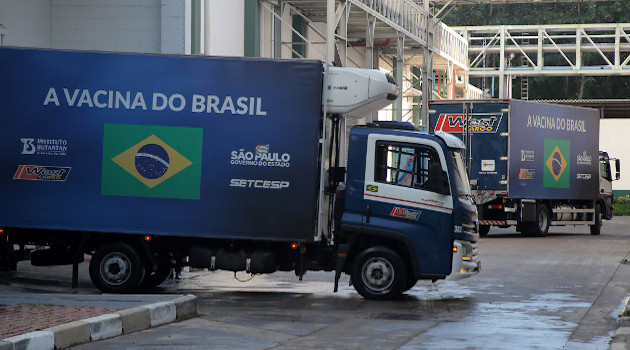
488;204;503;210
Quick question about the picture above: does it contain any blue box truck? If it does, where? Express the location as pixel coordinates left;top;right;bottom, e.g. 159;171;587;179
429;99;618;237
0;47;479;299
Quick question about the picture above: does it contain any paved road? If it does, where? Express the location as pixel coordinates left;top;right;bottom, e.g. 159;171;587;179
69;217;630;349
3;218;630;349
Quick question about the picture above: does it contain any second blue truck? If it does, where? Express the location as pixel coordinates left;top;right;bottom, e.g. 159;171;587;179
429;99;619;237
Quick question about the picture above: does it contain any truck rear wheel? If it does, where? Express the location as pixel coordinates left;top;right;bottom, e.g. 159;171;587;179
523;204;549;237
89;242;145;293
140;260;173;290
590;204;602;235
351;246;407;300
478;225;490;237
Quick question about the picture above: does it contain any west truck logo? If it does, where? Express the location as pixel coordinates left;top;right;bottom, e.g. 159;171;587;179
544;139;570;188
390;207;421;220
434;113;502;133
519;168;535;180
14;165;71;181
101;124;203;199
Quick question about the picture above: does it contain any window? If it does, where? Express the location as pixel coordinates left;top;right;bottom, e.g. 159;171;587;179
600;158;611;181
375;141;442;190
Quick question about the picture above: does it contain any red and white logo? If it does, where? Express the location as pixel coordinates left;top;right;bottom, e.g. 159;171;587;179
14;165;71;181
390;207;421;220
434;114;502;133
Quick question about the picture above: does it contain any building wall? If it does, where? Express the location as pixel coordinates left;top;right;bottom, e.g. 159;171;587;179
0;0;51;48
50;0;161;52
206;0;243;56
600;119;629;192
0;0;186;54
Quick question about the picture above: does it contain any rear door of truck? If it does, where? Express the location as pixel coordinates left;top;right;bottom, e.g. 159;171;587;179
429;100;509;193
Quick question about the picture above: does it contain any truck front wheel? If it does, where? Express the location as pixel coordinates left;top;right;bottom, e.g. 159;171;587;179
89;242;145;293
351;246;407;300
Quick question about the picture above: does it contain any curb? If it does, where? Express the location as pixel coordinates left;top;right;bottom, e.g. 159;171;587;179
611;296;630;350
1;295;198;350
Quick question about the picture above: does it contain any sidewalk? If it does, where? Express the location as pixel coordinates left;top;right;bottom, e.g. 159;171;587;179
611;297;630;350
0;293;198;350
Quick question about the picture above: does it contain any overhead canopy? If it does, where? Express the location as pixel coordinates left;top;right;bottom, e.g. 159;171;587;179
430;0;615;4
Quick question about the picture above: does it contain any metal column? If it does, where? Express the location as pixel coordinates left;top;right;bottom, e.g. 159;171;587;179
420;0;433;128
274;0;283;58
327;0;335;65
366;15;377;123
396;32;405;122
499;26;506;98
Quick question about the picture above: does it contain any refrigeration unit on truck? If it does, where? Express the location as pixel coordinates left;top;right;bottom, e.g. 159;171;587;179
429;99;614;237
0;47;479;300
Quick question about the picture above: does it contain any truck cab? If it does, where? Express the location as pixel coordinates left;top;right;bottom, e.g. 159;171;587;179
599;151;620;220
338;122;479;299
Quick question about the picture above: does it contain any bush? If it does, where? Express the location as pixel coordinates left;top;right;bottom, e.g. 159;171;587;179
617;195;630;205
614;196;630;216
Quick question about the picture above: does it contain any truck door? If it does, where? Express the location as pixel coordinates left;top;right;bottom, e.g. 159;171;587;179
362;134;454;276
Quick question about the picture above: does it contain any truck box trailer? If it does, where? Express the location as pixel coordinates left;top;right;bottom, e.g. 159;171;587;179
0;47;479;299
429;99;614;236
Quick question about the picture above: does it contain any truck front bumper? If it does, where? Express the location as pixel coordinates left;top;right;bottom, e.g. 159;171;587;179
447;239;480;280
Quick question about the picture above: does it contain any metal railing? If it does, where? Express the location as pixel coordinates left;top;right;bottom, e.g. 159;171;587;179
455;23;630;76
350;0;468;69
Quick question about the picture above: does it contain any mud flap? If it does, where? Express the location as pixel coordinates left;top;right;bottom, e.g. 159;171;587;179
333;244;350;293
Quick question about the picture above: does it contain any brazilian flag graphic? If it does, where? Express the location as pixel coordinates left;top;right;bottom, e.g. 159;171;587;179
101;124;203;199
543;139;570;188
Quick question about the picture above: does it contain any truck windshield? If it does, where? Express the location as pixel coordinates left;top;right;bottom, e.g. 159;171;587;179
450;149;472;197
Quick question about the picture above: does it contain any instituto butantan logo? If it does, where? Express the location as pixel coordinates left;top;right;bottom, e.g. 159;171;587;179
544;139;569;188
101;124;202;199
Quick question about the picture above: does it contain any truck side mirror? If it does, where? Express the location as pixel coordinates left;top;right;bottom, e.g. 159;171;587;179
615;159;621;180
426;163;450;195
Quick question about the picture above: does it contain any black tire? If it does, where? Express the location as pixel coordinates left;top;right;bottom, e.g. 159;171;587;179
140;262;173;290
479;225;490;237
590;204;602;235
89;242;145;293
527;204;550;237
351;246;407;300
403;269;417;292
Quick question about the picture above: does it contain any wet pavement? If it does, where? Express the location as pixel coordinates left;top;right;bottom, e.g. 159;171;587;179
2;218;630;349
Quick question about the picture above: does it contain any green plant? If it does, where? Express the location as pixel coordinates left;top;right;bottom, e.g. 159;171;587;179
614;196;630;216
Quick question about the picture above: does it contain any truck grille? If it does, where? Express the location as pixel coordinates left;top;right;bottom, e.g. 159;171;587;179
463;220;477;234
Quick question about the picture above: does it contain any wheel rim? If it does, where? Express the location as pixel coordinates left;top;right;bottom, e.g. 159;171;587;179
100;252;131;286
538;209;548;231
361;257;394;292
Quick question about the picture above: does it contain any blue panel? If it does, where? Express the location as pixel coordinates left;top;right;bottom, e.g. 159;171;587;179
508;100;599;200
429;100;509;190
0;47;323;242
